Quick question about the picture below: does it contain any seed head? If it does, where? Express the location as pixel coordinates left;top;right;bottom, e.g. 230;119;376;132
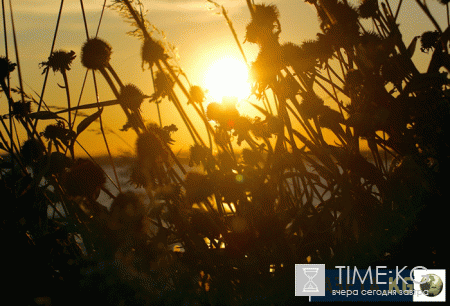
141;38;166;69
0;56;16;80
63;158;106;199
420;31;440;53
358;0;379;19
153;70;174;99
40;50;76;74
189;85;206;104
109;191;145;229
184;172;214;204
12;101;31;118
119;84;147;111
299;91;325;119
252;4;279;28
21;138;45;165
81;38;112;70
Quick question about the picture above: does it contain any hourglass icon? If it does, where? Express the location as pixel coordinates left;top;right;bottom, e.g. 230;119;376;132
303;267;319;292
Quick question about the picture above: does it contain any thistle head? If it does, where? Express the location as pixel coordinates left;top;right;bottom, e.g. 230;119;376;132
189;85;206;104
40;50;76;74
358;0;379;19
252;4;279;28
119;84;147;111
62;158;106;200
420;31;440;53
153;70;174;99
81;37;112;70
0;56;16;80
184;172;214;204
141;37;166;69
21;138;45;165
109;191;145;231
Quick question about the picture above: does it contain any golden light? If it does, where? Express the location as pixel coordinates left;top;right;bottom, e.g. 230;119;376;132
204;57;250;102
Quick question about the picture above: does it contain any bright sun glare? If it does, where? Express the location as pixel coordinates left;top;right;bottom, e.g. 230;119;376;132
204;57;250;102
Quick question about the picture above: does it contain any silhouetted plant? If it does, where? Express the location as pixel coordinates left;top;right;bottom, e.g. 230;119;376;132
2;0;449;304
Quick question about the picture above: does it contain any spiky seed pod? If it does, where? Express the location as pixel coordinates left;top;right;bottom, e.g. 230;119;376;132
0;56;16;80
299;91;325;119
249;46;283;92
244;21;262;44
242;148;262;166
357;32;391;70
206;102;222;122
129;164;147;188
189;144;212;167
109;191;145;230
380;55;409;88
252;4;279;27
420;31;440;53
344;69;364;93
41;122;76;145
63;158;105;199
141;38;166;69
318;106;343;131
184;172;214;204
136;123;174;166
119;84;146;111
81;38;112;70
282;42;317;73
21;138;45;165
12;101;31;118
320;2;360;47
39;50;76;74
153;70;174;99
189;85;205;104
358;0;379;19
245;4;280;45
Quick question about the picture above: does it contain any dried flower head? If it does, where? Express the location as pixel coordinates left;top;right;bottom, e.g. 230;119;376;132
0;56;16;80
81;38;112;70
12;101;31;118
184;172;214;204
141;37;166;69
420;31;440;53
189;85;206;104
206;102;222;122
136;123;174;163
109;191;145;229
63;158;105;199
189;144;213;167
252;4;279;28
41;121;76;145
249;47;283;93
153;70;174;99
21;138;45;165
119;84;147;111
358;0;379;19
344;69;364;93
245;4;280;45
40;50;76;74
299;91;325;119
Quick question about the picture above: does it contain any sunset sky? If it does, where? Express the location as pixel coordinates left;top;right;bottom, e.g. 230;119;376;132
0;0;447;157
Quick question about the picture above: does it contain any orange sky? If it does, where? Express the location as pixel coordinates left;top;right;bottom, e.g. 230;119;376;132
0;0;447;157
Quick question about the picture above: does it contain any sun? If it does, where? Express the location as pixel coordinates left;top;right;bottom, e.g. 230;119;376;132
204;57;251;102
